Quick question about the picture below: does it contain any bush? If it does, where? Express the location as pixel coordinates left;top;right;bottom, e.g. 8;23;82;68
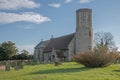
115;54;120;64
73;48;118;68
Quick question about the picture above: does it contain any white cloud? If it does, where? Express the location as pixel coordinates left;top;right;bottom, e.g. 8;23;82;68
65;0;72;3
17;45;35;54
48;3;61;8
78;0;93;3
0;0;40;10
0;12;51;24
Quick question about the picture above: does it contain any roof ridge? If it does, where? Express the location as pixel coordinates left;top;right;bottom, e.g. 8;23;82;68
52;33;75;39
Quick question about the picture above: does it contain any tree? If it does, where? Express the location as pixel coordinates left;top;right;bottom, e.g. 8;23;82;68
95;32;116;51
0;47;9;60
17;50;29;60
0;41;18;60
21;49;29;55
11;50;33;60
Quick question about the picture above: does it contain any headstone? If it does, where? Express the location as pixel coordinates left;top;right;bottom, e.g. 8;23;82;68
54;58;61;66
5;61;11;71
14;61;19;70
11;61;15;68
19;60;24;69
14;60;24;70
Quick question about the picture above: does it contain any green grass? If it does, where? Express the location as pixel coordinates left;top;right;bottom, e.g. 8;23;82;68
0;62;120;80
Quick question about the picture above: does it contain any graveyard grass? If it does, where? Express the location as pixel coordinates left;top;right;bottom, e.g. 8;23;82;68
0;62;120;80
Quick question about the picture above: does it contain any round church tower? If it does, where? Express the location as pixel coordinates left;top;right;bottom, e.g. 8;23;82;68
75;8;93;54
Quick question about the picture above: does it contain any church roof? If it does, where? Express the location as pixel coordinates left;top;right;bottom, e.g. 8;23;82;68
41;33;75;53
35;40;49;49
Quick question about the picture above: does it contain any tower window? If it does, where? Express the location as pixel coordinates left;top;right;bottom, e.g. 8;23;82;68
89;31;91;37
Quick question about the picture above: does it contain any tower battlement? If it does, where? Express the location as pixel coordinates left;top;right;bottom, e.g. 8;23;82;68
76;8;92;13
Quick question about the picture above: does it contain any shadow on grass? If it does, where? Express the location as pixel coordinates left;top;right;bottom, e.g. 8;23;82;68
113;70;120;72
29;67;90;75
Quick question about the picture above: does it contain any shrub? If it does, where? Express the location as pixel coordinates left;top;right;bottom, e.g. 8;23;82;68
73;48;118;68
115;54;120;64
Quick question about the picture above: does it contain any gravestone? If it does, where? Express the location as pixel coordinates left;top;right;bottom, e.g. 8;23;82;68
54;58;62;66
14;61;19;70
5;61;11;71
19;60;24;69
14;60;24;70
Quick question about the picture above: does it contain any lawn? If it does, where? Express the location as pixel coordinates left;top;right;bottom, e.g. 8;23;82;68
0;62;120;80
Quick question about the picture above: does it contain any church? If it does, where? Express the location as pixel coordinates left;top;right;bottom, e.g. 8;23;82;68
34;8;93;63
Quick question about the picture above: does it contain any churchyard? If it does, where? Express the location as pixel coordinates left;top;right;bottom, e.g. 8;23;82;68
0;62;120;80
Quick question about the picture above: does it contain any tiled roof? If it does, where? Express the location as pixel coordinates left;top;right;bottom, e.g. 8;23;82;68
35;40;49;49
43;33;75;53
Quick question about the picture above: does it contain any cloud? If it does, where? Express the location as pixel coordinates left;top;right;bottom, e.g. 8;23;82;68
78;0;93;3
48;3;61;8
65;0;72;3
0;0;40;10
0;12;51;24
17;44;35;54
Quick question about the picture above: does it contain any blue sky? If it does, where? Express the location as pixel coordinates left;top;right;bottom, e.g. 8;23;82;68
0;0;120;54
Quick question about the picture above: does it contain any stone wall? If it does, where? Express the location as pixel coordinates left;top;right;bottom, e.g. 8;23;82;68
68;36;76;61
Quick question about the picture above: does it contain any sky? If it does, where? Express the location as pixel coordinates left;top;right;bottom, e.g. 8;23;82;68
0;0;120;54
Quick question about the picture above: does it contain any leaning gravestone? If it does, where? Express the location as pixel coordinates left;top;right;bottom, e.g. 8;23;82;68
5;61;11;71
